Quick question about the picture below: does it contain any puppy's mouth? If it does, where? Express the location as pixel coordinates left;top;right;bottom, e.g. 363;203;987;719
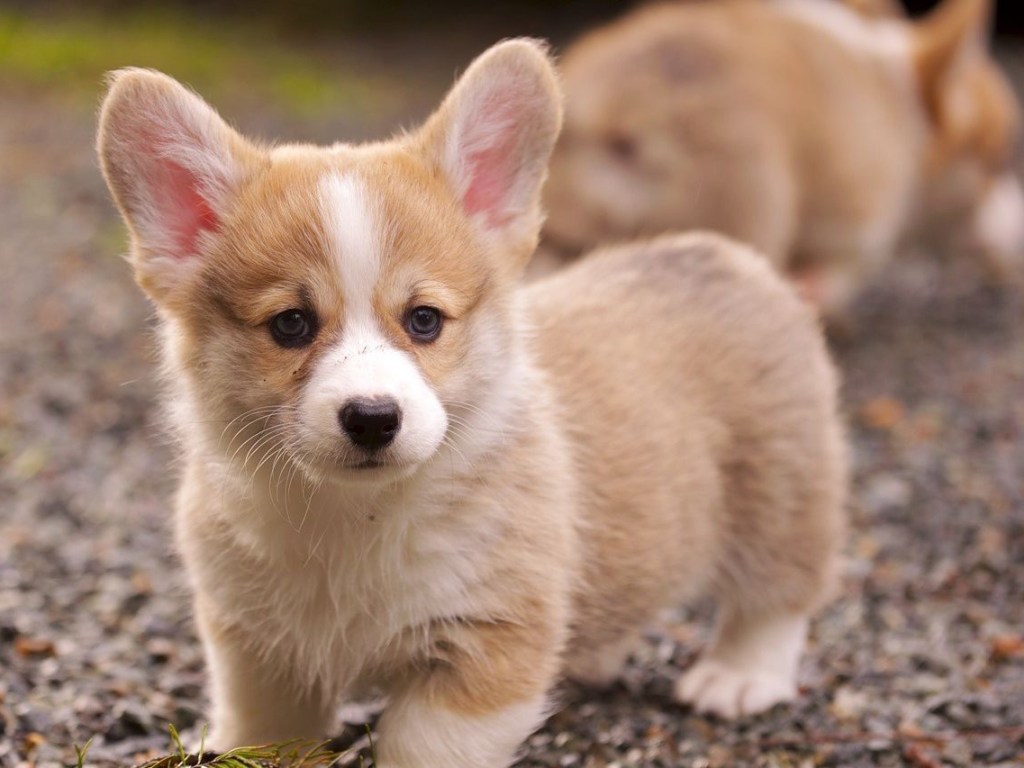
296;452;416;488
329;451;418;480
348;457;385;470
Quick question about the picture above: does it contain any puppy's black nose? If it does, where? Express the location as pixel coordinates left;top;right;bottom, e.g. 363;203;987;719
339;398;402;450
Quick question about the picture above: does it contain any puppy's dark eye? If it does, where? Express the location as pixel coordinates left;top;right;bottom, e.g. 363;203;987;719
405;306;443;342
270;309;315;348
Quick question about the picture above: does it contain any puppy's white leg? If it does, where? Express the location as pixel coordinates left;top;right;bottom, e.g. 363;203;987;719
197;606;335;750
675;609;808;718
375;610;562;768
565;630;639;688
376;692;548;768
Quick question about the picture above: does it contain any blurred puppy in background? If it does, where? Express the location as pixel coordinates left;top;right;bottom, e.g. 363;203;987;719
542;0;1024;321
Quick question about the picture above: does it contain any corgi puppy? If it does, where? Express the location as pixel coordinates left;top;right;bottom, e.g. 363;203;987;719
542;0;1024;319
97;41;846;767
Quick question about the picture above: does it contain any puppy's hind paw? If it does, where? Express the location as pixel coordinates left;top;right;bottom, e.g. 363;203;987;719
674;658;797;718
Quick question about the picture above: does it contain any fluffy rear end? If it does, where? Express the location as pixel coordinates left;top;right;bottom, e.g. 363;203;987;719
528;232;846;716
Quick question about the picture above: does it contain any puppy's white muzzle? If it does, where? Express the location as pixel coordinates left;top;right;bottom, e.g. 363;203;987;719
300;334;448;478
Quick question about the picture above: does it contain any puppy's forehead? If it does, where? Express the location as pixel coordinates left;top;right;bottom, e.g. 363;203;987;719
251;146;479;259
199;154;330;310
211;145;488;313
318;168;381;316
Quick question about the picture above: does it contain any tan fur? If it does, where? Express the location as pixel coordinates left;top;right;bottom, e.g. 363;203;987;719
98;41;846;767
543;0;1023;317
841;0;906;19
913;0;1013;171
420;594;564;716
531;233;847;681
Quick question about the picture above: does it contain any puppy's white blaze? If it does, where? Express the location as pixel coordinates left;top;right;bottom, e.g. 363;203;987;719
320;172;381;318
974;173;1024;271
302;172;447;472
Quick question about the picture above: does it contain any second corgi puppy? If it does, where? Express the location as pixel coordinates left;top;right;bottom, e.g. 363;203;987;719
97;41;846;768
543;0;1024;319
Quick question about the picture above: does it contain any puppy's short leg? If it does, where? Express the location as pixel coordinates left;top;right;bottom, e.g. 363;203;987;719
675;398;844;718
197;604;335;750
564;630;639;688
375;614;561;768
674;501;841;718
376;690;548;768
792;219;897;326
675;608;808;718
789;261;864;330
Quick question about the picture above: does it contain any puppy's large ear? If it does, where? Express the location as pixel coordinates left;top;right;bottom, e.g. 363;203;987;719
912;0;992;119
417;39;563;267
97;69;259;302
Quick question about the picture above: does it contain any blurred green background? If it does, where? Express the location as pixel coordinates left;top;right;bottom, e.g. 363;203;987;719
1;1;1018;109
1;1;1018;133
0;1;631;139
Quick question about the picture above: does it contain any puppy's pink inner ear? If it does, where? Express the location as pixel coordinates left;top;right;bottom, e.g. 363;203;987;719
461;95;521;229
158;158;220;260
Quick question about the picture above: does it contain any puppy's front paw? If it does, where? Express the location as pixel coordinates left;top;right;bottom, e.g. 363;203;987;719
674;657;796;718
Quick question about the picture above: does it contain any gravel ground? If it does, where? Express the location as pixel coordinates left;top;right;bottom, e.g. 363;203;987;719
3;47;1024;768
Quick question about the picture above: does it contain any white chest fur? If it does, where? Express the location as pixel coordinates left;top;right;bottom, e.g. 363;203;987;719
180;467;508;699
